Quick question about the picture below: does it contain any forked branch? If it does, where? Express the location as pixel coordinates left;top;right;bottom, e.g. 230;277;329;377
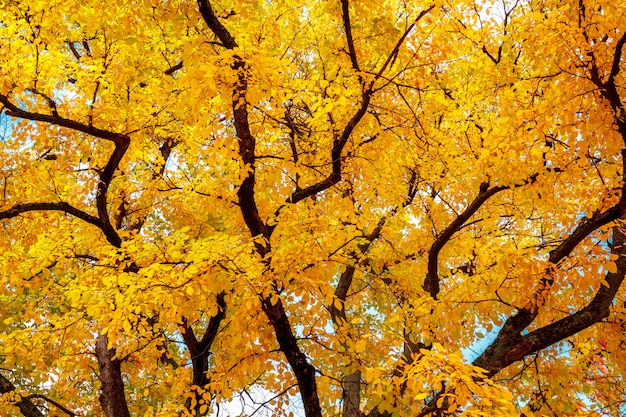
0;93;129;247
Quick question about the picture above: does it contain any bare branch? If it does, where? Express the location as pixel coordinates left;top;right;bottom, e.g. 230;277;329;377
164;61;183;76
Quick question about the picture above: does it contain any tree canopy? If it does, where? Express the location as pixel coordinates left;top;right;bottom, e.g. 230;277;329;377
0;0;625;416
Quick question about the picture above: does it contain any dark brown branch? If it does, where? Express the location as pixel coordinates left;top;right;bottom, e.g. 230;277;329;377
26;88;59;117
95;335;130;417
181;292;227;415
0;373;44;417
261;299;322;417
473;223;626;376
196;0;237;49
26;394;77;417
157;137;177;177
608;31;626;85
0;94;128;143
374;5;435;83
0;94;128;247
482;44;499;65
0;202;102;227
96;145;128;248
470;42;626;381
328;218;386;417
66;41;81;60
424;183;508;299
586;38;626;145
288;90;372;205
340;0;360;71
197;6;320;417
330;217;386;323
288;5;435;205
197;0;267;254
164;61;183;75
547;205;622;264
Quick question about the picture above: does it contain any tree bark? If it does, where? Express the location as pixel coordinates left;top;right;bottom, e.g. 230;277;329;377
342;370;362;417
0;373;44;417
95;334;131;417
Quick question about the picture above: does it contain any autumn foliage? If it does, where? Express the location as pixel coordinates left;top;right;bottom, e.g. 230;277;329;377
1;0;626;416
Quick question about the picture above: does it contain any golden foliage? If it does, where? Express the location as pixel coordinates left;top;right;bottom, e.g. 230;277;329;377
0;0;625;416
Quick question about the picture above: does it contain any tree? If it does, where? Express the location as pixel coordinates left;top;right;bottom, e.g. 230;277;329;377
0;0;625;415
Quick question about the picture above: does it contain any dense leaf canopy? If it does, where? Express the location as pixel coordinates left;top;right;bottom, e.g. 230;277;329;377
0;0;625;416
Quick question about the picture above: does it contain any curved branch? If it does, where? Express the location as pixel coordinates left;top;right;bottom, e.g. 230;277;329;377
196;4;321;417
288;90;372;205
547;205;622;264
0;94;128;143
471;39;626;377
0;202;101;226
473;222;626;376
424;183;508;299
0;374;44;417
288;5;435;206
0;94;129;247
181;292;227;415
26;394;76;417
197;0;267;253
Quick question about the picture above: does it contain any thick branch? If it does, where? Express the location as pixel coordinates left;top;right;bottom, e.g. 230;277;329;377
197;0;267;253
164;61;183;76
95;335;130;417
0;94;128;143
289;90;372;204
0;374;44;417
469;56;626;374
288;5;435;205
181;292;227;415
424;183;508;299
262;299;322;417
328;219;386;417
196;0;237;49
473;223;626;376
0;94;128;247
470;200;623;378
0;202;101;227
608;31;626;85
330;217;386;324
340;0;360;71
548;205;622;264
